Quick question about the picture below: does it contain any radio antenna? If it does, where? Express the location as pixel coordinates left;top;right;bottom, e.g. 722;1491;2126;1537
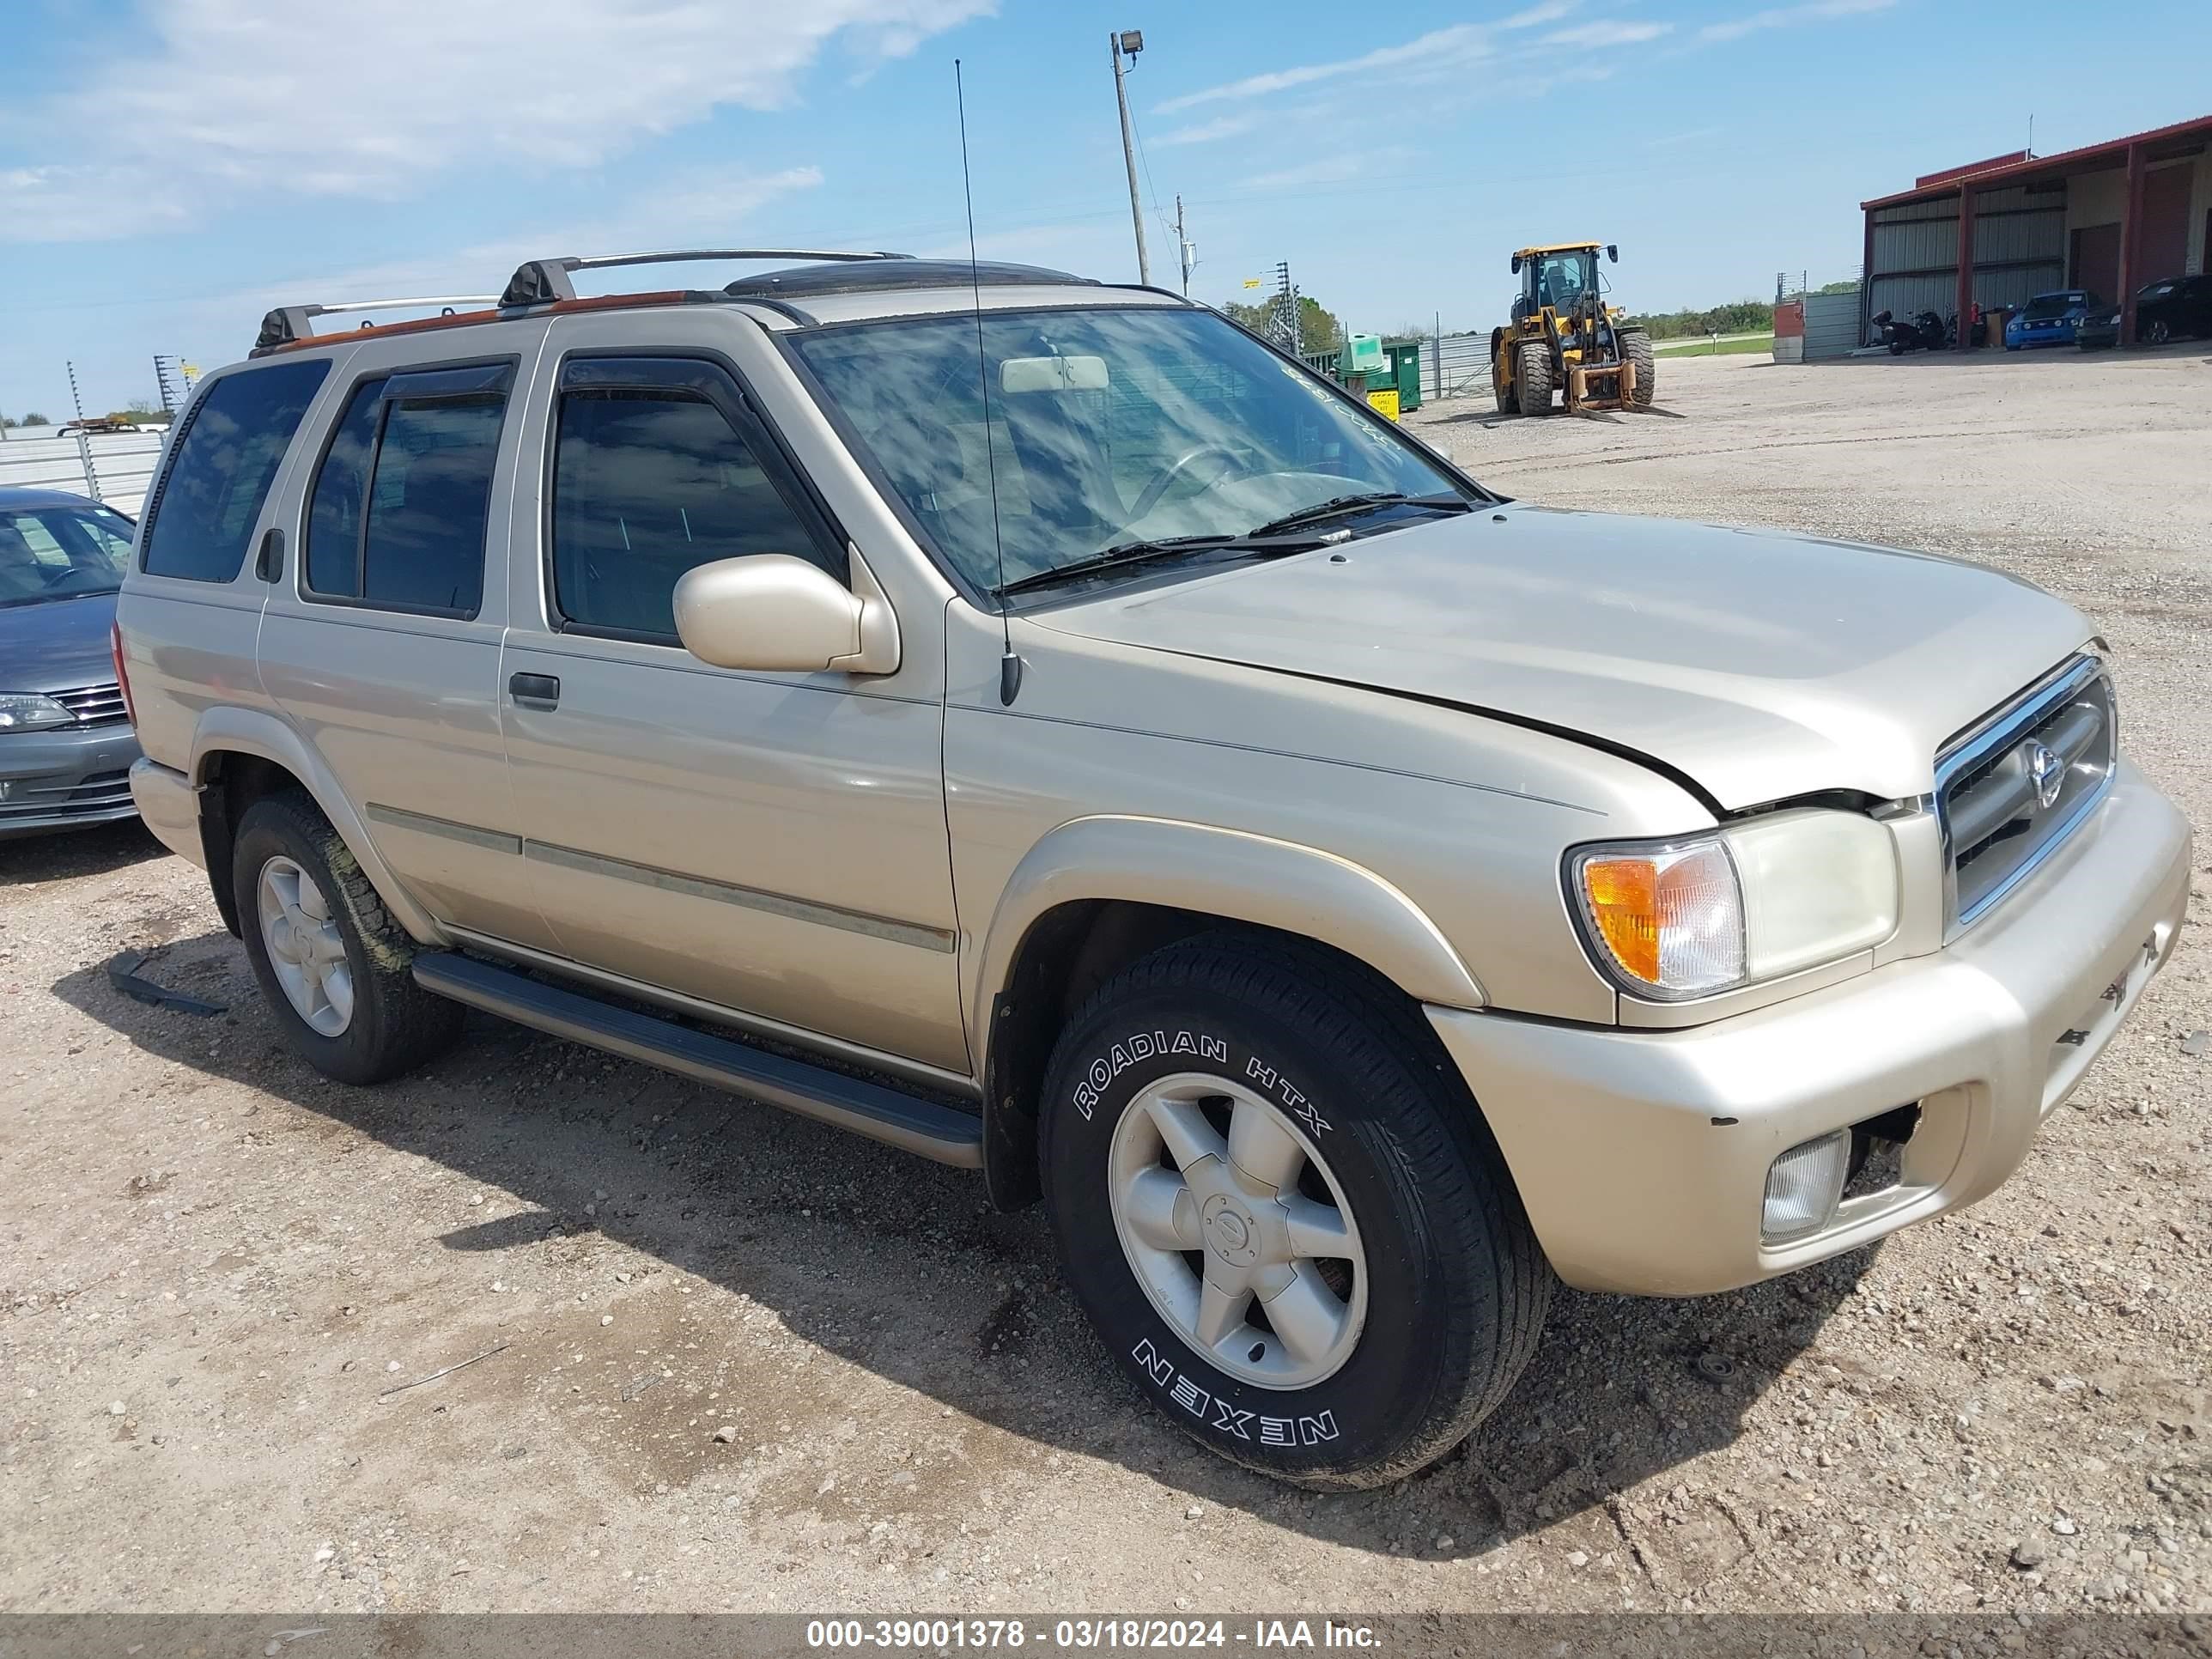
956;59;1021;707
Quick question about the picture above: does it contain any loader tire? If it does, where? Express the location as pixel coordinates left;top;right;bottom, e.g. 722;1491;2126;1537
1516;342;1553;416
1620;328;1656;410
1492;344;1514;413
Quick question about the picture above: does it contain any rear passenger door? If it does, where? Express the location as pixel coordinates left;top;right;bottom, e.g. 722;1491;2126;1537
258;326;562;952
498;325;964;1077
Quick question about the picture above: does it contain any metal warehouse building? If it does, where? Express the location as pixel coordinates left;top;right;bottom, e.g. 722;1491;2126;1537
1859;112;2212;347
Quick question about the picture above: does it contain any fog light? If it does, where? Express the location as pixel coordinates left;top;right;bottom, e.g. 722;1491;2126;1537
1762;1129;1850;1244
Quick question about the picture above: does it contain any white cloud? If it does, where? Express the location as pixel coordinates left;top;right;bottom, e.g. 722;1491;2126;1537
1155;24;1494;113
0;0;991;243
1700;0;1894;42
1156;114;1261;148
1150;2;1606;116
1541;19;1672;45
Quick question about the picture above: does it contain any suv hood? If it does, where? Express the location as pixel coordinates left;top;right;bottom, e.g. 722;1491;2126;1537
1031;506;2091;810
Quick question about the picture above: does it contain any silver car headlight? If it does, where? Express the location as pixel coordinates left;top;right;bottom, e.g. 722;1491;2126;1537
1567;810;1901;1001
0;693;76;732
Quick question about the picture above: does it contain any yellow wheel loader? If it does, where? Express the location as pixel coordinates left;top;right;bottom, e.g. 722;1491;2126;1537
1490;242;1656;416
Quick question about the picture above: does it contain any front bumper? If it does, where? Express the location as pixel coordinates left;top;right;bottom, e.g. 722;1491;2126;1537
0;720;142;840
1430;762;2191;1296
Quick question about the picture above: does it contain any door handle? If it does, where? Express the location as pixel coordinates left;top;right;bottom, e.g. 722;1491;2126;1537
508;672;561;709
255;528;285;582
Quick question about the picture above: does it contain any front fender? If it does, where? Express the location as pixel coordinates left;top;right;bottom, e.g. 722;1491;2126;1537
967;813;1486;1066
188;705;446;946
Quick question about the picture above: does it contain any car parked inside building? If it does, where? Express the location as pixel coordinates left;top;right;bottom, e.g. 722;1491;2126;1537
2004;289;2100;349
114;250;2190;1488
0;487;142;840
2078;273;2212;349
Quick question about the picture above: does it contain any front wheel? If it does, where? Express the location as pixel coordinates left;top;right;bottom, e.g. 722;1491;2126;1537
1040;937;1549;1488
1618;327;1656;409
1516;341;1553;416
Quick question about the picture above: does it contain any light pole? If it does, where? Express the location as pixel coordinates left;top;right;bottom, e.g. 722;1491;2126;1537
1110;30;1152;287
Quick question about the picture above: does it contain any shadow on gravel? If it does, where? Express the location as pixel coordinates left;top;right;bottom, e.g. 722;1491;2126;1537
0;817;166;886
52;926;1862;1562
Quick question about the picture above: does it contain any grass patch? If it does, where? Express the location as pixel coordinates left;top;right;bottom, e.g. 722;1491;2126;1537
1653;333;1775;357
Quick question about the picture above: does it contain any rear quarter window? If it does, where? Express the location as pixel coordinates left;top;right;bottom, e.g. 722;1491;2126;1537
141;358;330;581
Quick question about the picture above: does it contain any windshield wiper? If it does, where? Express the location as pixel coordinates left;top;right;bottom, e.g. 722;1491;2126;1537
998;534;1265;598
1244;491;1474;539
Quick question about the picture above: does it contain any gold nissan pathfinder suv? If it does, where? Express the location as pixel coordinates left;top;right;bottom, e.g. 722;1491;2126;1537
115;250;2191;1487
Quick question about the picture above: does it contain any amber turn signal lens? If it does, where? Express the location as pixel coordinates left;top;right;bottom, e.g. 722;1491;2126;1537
1573;839;1745;998
1582;855;1662;984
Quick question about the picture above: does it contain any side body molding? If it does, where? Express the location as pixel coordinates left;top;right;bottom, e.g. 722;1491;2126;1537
969;814;1486;1061
188;705;447;946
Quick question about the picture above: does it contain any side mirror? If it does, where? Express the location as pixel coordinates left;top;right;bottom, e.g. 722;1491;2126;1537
1510;253;1523;276
672;551;900;676
1607;245;1619;263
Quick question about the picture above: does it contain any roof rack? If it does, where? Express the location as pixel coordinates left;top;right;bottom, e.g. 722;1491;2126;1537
499;248;912;308
255;296;500;353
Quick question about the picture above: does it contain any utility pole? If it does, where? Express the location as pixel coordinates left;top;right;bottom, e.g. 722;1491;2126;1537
1175;194;1195;296
1110;30;1152;287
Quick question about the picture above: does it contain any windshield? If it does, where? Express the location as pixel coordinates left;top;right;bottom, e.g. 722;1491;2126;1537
1534;252;1595;312
789;307;1468;595
0;501;136;608
2023;294;2086;319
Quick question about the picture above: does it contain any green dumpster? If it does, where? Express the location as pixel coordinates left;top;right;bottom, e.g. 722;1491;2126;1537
1382;340;1423;412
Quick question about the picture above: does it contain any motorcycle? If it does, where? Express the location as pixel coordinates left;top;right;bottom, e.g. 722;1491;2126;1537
1872;308;1946;354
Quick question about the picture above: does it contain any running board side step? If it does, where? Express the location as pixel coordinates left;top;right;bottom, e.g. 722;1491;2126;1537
411;952;982;1168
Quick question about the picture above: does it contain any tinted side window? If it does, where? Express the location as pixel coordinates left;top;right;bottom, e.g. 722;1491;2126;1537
551;388;830;638
304;370;507;616
142;359;329;581
304;377;386;596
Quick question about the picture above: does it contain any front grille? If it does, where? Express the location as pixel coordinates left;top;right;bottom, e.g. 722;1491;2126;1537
49;682;130;726
1936;658;2114;929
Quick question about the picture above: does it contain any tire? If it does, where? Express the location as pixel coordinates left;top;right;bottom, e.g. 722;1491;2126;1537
1039;936;1549;1489
2145;319;2171;345
1491;343;1514;414
233;790;463;1085
1890;340;1905;356
1516;341;1553;416
1618;327;1656;410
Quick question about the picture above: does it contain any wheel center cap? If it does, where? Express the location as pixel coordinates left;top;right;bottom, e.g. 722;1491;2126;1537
1200;1194;1259;1267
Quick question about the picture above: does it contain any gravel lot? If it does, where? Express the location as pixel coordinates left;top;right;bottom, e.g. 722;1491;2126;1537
3;348;2208;1620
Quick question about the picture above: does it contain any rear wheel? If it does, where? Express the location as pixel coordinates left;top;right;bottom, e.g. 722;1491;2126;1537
1619;327;1656;410
233;792;462;1085
1516;342;1553;416
1040;937;1549;1488
1492;342;1515;413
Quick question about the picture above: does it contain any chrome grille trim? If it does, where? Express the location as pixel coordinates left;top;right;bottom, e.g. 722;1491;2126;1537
49;682;131;726
1936;655;2114;933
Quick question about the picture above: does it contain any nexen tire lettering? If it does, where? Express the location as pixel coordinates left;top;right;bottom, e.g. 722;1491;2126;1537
1132;1338;1341;1445
1071;1029;1228;1119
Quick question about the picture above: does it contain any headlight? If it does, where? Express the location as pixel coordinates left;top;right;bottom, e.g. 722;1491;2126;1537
1568;810;1900;1001
0;693;76;732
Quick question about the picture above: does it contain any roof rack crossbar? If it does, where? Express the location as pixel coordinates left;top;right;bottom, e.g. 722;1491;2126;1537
499;248;912;309
255;295;500;352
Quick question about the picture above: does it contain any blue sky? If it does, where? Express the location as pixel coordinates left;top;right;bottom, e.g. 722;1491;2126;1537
3;0;2208;419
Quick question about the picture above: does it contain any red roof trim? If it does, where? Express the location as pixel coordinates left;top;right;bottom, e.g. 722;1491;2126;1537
1861;112;2212;211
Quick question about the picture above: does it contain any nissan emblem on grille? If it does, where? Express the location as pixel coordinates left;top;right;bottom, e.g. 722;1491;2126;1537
2027;741;2064;811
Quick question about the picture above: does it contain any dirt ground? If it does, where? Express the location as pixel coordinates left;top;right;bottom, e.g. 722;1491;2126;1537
3;348;2208;1619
